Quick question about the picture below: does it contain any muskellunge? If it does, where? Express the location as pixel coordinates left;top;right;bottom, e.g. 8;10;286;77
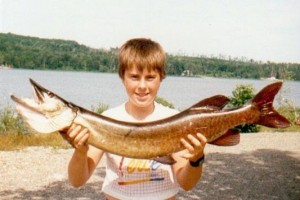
11;79;290;163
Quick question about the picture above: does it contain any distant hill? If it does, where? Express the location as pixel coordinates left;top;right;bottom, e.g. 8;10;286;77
0;33;118;72
0;33;299;80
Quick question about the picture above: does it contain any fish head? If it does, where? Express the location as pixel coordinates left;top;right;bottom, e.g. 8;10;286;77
11;79;77;133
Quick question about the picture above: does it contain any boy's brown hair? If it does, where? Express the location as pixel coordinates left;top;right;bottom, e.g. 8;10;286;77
118;38;166;80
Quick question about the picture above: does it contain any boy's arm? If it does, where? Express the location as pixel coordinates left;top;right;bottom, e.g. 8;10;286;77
172;133;206;191
62;124;104;187
68;145;104;187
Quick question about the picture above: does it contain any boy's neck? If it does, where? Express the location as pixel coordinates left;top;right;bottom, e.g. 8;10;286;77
125;102;155;121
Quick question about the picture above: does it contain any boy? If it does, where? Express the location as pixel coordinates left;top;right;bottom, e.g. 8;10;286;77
64;38;207;200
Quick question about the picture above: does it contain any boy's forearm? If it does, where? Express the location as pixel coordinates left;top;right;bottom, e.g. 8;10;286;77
68;149;90;187
176;161;203;191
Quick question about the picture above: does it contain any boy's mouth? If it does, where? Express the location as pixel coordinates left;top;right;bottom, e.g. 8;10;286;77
135;92;149;100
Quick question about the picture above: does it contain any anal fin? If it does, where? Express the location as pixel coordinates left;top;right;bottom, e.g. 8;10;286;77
210;129;240;146
154;155;176;165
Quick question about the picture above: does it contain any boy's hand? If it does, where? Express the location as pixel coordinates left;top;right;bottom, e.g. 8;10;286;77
180;133;207;162
60;124;90;153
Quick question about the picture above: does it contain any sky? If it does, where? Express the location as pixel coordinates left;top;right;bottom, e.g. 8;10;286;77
1;0;299;63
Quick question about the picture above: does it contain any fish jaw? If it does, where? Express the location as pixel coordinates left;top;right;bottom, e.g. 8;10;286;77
10;80;77;134
13;97;75;133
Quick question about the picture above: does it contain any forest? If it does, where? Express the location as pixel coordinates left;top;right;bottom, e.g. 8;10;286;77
1;33;299;81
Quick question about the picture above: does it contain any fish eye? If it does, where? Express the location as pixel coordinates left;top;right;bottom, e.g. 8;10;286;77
48;92;54;97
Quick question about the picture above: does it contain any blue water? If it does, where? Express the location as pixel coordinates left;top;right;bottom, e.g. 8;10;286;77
1;69;299;110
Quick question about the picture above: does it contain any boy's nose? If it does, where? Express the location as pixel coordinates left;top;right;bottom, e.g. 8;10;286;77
138;79;147;89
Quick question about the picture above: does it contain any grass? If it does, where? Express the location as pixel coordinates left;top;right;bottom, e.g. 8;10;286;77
0;106;71;150
0;132;70;151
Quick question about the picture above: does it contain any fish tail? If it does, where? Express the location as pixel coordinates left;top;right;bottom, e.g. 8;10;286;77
252;81;290;128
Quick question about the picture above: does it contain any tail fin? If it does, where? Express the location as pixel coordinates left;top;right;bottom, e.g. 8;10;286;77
253;81;290;128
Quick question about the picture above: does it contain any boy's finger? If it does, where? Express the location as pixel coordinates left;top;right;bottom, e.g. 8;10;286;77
180;138;194;152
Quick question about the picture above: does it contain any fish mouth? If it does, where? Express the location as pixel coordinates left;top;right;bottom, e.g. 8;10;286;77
10;78;52;111
11;78;76;114
11;79;78;134
10;78;49;114
30;78;48;104
11;78;67;113
29;78;70;106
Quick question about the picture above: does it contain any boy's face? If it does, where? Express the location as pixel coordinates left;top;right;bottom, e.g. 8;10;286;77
122;66;161;110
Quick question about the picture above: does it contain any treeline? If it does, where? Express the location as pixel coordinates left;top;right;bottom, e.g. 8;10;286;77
1;33;299;80
167;56;300;80
0;33;118;72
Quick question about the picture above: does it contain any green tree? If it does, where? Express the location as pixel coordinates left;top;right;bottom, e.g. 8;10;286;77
155;97;175;109
227;84;260;133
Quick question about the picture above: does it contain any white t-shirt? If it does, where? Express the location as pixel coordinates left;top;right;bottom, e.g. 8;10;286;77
101;102;179;200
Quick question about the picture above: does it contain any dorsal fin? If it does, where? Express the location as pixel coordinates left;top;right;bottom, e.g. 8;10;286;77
188;95;230;112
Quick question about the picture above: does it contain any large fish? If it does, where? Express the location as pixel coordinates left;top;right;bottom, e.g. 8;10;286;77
11;79;290;163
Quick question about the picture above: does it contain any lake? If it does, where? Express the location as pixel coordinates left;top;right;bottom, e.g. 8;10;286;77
1;69;299;110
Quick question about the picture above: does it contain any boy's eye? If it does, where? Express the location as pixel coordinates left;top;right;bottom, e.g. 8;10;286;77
130;75;139;79
146;75;156;80
147;77;154;81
